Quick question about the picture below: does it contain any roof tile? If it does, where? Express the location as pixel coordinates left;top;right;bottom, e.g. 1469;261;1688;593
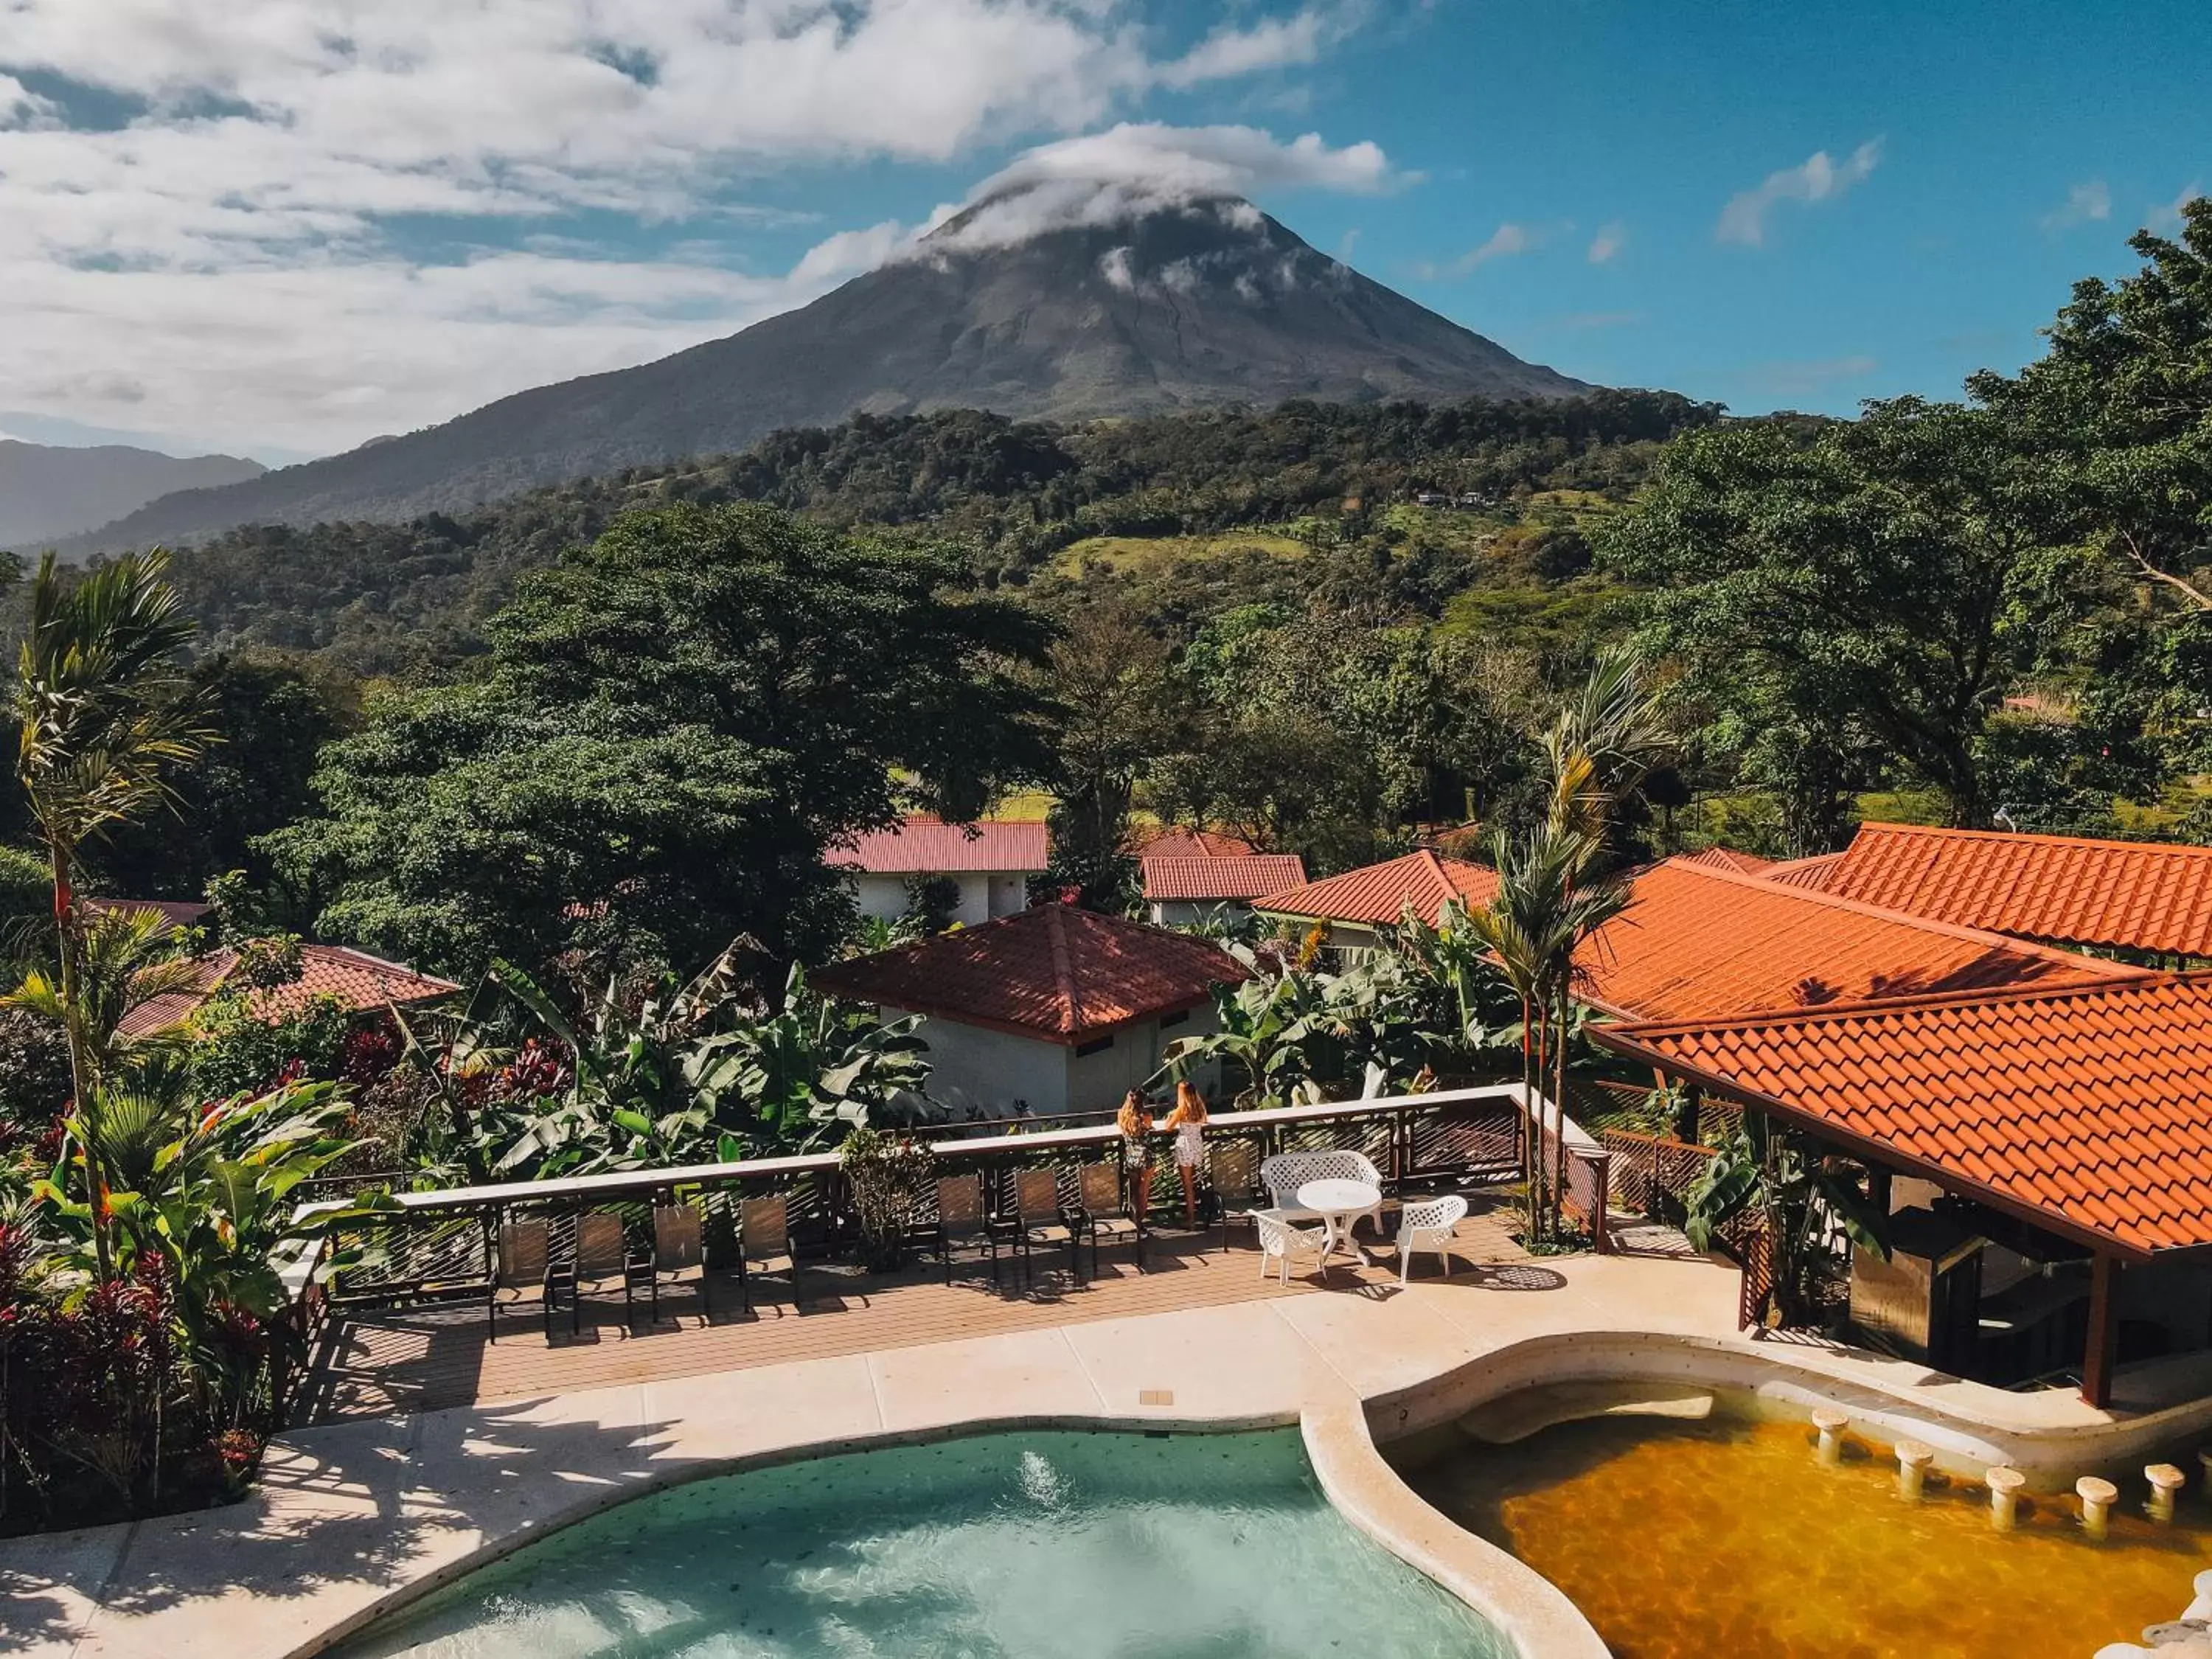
1818;823;2212;956
1605;973;2212;1253
812;903;1247;1043
1254;850;1499;928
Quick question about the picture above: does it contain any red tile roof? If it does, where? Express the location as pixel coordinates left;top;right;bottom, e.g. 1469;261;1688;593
1815;823;2212;956
1761;852;1846;889
1142;853;1309;902
1135;828;1260;858
830;819;1048;875
1253;850;1500;928
812;903;1248;1043
1576;858;2138;1023
86;897;214;934
1600;973;2212;1255
119;943;460;1036
1680;847;1775;875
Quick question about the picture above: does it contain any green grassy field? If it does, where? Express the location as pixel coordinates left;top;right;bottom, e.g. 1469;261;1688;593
1051;531;1310;574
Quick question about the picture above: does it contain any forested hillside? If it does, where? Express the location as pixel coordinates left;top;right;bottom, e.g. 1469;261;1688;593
159;390;1714;675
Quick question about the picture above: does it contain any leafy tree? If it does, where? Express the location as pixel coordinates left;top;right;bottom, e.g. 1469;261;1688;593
1971;198;2212;613
91;653;349;900
1034;600;1180;908
261;505;1056;981
1604;400;2096;831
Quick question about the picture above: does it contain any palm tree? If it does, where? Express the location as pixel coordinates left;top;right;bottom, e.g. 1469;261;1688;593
12;550;209;1279
1466;648;1668;1242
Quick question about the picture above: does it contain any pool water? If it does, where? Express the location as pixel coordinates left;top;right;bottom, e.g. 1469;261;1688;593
337;1429;1504;1658
1393;1389;2212;1659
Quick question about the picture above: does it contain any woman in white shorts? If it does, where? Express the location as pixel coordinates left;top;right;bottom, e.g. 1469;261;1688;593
1166;1079;1209;1228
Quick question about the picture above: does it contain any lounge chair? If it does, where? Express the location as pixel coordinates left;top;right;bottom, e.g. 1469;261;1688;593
643;1201;710;1323
487;1216;553;1342
935;1172;1001;1286
737;1194;796;1315
1004;1167;1078;1286
1073;1161;1144;1276
547;1210;637;1335
1208;1139;1266;1254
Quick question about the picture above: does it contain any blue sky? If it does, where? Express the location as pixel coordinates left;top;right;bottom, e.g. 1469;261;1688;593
1;0;2205;462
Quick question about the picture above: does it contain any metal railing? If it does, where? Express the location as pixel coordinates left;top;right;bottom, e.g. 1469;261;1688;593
309;1084;1593;1307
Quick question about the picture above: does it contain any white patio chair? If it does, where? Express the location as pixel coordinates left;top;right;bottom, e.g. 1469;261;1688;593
1253;1208;1332;1285
1260;1149;1386;1236
1395;1194;1470;1284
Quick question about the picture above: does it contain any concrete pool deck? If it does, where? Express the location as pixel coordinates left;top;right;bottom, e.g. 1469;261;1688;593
8;1238;2208;1659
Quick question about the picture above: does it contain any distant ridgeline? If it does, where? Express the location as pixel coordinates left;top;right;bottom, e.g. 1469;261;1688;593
160;391;1716;675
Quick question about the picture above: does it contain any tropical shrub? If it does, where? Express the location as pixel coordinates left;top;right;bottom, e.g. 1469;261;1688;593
838;1127;934;1270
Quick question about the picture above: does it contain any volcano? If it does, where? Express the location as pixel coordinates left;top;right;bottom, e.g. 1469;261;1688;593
68;192;1590;549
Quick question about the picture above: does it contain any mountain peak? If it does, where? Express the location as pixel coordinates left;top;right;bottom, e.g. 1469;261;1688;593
64;199;1590;552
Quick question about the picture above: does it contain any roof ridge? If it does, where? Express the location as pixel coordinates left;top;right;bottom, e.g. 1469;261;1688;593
1043;901;1079;1034
1657;854;2135;974
1852;821;2212;859
1612;964;2190;1039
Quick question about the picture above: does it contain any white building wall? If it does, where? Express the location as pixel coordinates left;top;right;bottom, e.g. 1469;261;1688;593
891;1006;1071;1119
893;998;1225;1121
851;872;1024;925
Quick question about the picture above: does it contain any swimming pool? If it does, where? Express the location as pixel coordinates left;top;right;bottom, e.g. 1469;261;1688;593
334;1428;1506;1658
1389;1380;2208;1659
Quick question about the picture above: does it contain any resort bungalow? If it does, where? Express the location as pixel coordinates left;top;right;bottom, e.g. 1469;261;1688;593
812;903;1246;1119
829;818;1048;928
1599;971;2212;1408
1574;837;2212;1408
1251;849;1499;957
1140;844;1308;927
118;941;460;1035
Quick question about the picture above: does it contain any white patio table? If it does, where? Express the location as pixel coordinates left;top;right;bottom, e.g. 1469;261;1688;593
1296;1177;1382;1269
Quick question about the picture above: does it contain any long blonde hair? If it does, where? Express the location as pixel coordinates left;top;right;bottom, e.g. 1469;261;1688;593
1116;1090;1152;1138
1169;1079;1208;1127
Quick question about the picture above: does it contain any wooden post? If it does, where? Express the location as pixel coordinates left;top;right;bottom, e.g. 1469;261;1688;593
2082;1252;2122;1409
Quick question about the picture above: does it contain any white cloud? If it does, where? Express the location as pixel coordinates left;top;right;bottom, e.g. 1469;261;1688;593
1717;139;1883;247
1587;220;1626;264
2040;179;2110;232
2149;181;2205;230
0;1;1382;454
1157;8;1335;89
1412;221;1540;280
916;122;1404;254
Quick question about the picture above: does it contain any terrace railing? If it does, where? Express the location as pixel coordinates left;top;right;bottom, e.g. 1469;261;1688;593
310;1084;1565;1307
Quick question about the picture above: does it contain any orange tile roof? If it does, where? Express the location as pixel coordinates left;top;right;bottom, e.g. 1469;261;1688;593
1816;823;2212;956
1600;973;2212;1255
1253;850;1500;928
1761;852;1846;889
1135;828;1260;858
1141;853;1308;902
119;943;460;1036
1679;847;1775;875
1576;858;2138;1022
829;819;1048;875
812;903;1248;1043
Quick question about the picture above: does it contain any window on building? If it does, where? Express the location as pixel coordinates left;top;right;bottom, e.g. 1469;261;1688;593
1159;1008;1190;1030
1074;1033;1115;1057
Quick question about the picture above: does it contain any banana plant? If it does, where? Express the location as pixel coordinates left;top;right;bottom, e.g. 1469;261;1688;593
1685;1109;1889;1328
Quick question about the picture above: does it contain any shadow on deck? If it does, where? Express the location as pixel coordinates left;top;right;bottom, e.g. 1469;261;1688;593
299;1199;1540;1424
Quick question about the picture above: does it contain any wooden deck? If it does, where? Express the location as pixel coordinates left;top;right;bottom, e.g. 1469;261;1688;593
298;1203;1534;1423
